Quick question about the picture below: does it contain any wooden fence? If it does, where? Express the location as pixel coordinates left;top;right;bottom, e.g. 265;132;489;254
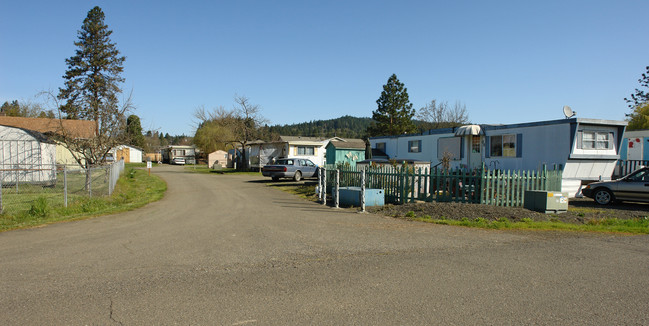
323;164;562;207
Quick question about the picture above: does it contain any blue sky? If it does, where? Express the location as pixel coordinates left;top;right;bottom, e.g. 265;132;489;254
1;1;648;136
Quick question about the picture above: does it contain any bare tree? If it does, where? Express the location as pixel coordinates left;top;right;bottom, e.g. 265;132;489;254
417;100;469;130
192;95;267;170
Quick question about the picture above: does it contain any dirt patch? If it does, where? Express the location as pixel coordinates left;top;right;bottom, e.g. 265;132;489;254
366;197;649;224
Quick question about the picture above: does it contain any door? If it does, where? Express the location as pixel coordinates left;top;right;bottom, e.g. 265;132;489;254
468;135;482;170
300;159;317;177
627;137;643;160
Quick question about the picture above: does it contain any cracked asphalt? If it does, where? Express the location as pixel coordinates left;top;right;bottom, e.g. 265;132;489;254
1;165;648;325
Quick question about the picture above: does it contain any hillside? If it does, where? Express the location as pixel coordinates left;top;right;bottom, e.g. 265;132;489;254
267;115;373;139
265;115;437;139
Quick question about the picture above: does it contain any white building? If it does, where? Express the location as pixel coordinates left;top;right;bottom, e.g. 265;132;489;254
370;118;627;197
247;136;343;169
110;145;143;163
0;125;57;185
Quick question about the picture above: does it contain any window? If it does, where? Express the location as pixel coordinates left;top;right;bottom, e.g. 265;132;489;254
174;149;185;156
579;131;613;149
490;134;516;157
471;136;480;153
296;146;315;155
376;142;386;152
628;169;649;182
408;140;421;153
437;137;461;160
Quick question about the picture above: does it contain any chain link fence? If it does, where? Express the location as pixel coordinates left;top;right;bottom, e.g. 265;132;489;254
0;160;125;216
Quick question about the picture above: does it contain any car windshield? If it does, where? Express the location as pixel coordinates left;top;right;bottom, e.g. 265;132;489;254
276;159;293;165
627;169;649;182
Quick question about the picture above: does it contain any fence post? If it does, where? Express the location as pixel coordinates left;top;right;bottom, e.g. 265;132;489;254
108;164;112;196
86;166;92;198
0;171;3;215
318;167;323;202
360;169;366;212
335;169;340;208
64;165;68;208
322;167;327;206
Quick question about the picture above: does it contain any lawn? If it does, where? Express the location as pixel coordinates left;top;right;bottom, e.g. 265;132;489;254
0;166;166;232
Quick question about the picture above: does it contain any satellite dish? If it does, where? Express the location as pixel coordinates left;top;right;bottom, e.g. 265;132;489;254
563;105;576;118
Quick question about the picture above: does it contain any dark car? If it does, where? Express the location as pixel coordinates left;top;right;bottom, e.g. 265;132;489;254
582;167;649;205
261;158;318;181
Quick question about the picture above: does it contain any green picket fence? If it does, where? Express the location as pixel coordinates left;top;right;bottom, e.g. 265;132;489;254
323;164;562;207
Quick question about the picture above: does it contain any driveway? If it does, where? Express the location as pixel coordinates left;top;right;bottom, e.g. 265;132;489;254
1;165;648;324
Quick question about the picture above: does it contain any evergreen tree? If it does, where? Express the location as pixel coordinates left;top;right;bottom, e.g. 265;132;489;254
126;115;145;148
56;6;129;167
368;74;417;136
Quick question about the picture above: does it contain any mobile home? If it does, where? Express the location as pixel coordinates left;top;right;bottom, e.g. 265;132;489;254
370;118;627;197
246;136;342;169
162;145;197;164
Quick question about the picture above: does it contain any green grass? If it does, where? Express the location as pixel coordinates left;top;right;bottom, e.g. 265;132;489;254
411;214;649;234
273;182;318;199
126;162;161;168
0;167;167;232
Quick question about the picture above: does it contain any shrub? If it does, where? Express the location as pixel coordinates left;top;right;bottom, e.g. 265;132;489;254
405;211;416;218
28;196;50;218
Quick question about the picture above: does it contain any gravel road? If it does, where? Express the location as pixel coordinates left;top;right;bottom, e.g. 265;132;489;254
1;165;648;325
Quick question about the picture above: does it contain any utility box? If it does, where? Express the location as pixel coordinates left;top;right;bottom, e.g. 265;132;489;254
334;187;385;207
524;190;568;214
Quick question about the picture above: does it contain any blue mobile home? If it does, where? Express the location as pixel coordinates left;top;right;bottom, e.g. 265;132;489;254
369;118;627;197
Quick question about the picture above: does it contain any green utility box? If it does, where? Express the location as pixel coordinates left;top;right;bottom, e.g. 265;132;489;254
524;190;568;214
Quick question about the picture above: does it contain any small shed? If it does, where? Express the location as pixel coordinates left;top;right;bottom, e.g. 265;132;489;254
111;145;143;163
208;150;229;169
325;139;367;166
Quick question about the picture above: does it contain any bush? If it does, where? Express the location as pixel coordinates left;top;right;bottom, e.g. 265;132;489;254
28;197;50;218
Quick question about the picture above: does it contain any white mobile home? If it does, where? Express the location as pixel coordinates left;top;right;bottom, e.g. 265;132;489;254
247;136;342;169
162;145;197;164
370;118;627;197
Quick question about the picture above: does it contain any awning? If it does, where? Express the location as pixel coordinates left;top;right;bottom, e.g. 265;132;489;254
454;125;483;136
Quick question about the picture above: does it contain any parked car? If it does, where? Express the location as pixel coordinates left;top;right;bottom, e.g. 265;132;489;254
262;158;318;181
171;157;186;165
582;167;649;205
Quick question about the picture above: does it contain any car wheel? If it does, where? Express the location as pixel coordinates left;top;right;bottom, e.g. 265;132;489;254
594;188;614;205
293;171;302;182
272;176;280;182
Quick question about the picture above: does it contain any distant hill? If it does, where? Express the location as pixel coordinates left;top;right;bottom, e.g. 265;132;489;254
265;115;439;139
266;115;374;139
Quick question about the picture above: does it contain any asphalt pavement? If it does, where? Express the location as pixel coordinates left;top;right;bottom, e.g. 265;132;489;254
1;165;648;325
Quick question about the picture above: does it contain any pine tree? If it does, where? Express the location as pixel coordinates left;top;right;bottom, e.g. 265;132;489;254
126;115;145;148
368;74;417;136
57;6;129;167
